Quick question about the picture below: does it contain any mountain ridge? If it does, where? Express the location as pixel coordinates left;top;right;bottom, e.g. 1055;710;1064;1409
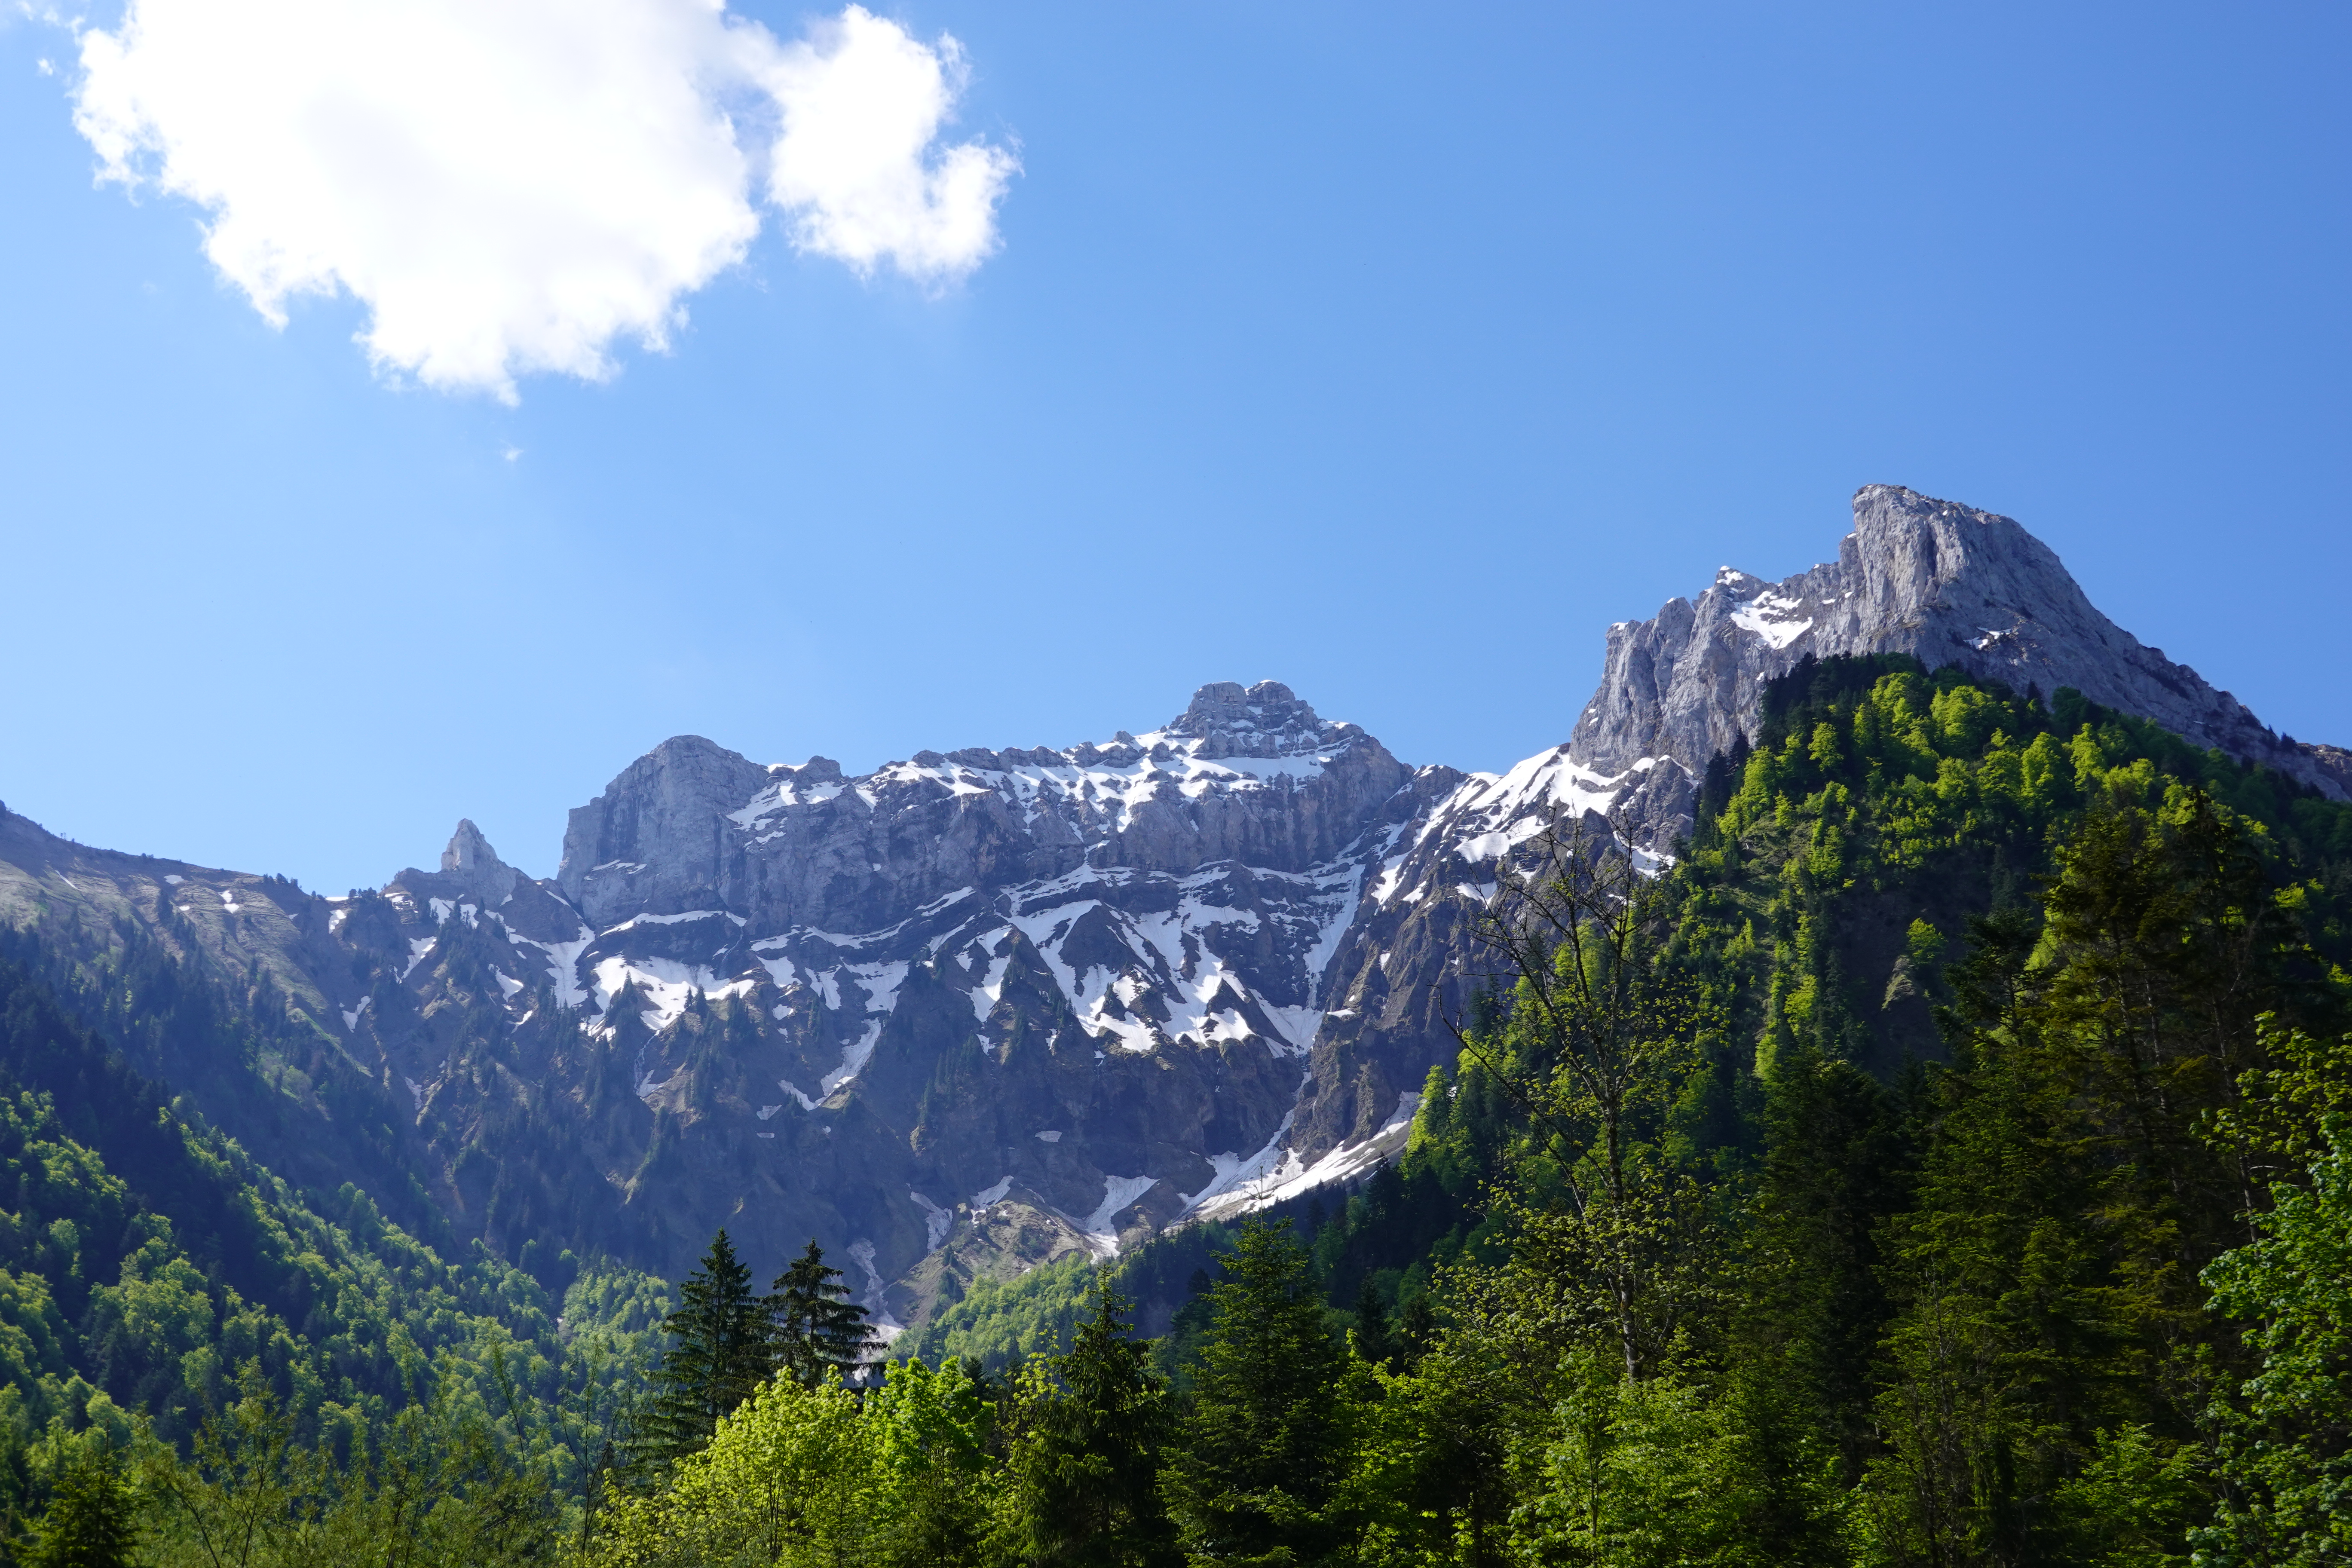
3;483;2338;1336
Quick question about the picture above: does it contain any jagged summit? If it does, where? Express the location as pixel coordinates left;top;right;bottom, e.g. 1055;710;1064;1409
1164;680;1354;758
1568;484;2351;824
441;819;502;874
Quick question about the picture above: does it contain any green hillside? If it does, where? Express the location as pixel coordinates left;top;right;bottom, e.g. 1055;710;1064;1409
0;929;668;1540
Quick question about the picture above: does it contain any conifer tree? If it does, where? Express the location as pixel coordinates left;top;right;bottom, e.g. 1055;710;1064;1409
21;1451;136;1568
634;1230;773;1470
2194;1024;2352;1567
769;1240;873;1389
1167;1220;1359;1565
1350;1274;1398;1369
1001;1274;1181;1568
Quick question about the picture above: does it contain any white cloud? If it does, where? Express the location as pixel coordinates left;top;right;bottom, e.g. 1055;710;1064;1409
72;1;1017;400
758;8;1019;279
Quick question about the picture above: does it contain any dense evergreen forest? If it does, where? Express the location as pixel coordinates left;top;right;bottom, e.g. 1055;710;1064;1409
2;655;2348;1566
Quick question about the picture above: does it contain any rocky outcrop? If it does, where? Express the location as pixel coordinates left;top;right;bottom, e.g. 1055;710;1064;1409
1564;485;2349;847
437;682;1427;1317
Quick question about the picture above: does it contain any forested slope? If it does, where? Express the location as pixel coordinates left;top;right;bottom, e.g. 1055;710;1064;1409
0;928;669;1534
841;656;2352;1566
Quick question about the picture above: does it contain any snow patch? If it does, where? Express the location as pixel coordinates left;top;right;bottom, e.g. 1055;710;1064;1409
587;956;754;1034
1080;1175;1159;1257
909;1191;952;1253
1728;589;1814;650
847;960;909;1014
599;909;742;934
847;1240;903;1341
1179;1096;1301;1216
820;1020;884;1095
1189;1091;1422;1222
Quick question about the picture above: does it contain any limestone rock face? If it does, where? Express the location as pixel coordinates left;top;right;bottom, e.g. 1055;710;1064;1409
484;680;1420;1316
1565;485;2349;845
438;819;520;904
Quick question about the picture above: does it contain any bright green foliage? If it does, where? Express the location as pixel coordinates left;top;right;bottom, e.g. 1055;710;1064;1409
19;1446;136;1568
2196;1029;2352;1568
1671;656;2351;1085
583;1354;1000;1568
870;1357;995;1566
998;1274;1179;1568
1371;659;2351;1568
585;1372;875;1568
142;1364;560;1567
907;1253;1099;1372
1514;1349;1849;1568
1348;1334;1514;1566
1856;777;2323;1565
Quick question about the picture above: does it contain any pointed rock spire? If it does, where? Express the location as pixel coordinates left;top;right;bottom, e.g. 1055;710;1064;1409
440;818;519;902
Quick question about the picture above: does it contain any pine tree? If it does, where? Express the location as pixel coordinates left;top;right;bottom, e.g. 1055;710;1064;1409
21;1452;136;1568
1737;1042;1906;1477
1002;1274;1182;1568
1350;1274;1398;1368
1167;1220;1359;1565
634;1229;774;1470
769;1240;873;1388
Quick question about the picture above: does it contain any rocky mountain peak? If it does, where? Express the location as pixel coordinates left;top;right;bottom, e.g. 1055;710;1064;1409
441;818;499;875
1565;485;2350;839
1164;680;1351;760
437;819;519;903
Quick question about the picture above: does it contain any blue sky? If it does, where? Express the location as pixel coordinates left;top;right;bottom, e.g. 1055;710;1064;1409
3;1;2347;892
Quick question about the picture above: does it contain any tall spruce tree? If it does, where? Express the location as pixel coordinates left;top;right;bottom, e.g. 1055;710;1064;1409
1860;789;2307;1565
769;1240;873;1388
1167;1220;1360;1565
21;1452;136;1568
634;1230;773;1470
1002;1274;1182;1568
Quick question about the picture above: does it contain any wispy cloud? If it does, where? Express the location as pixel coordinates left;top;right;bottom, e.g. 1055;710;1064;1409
72;1;1018;401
